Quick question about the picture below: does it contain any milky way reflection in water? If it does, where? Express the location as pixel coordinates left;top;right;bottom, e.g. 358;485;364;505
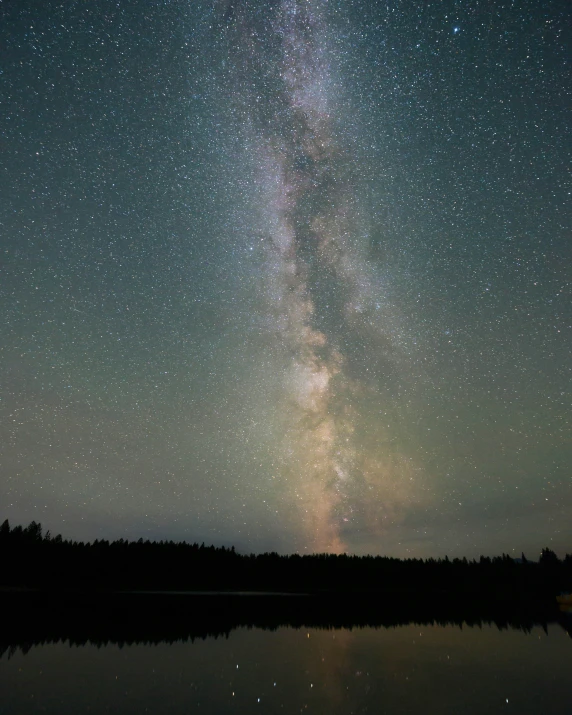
1;623;571;714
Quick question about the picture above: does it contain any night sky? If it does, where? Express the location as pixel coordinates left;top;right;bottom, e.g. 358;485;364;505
2;0;570;558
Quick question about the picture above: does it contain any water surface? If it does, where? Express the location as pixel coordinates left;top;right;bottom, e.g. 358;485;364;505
1;621;570;714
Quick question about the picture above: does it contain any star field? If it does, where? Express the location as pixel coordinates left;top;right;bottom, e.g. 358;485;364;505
1;0;570;557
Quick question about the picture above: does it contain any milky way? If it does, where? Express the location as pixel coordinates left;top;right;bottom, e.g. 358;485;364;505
1;0;569;557
221;0;426;552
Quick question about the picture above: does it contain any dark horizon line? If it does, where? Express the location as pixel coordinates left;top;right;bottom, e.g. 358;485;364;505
2;518;570;564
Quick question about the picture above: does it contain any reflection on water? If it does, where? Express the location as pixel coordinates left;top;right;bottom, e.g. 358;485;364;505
1;620;570;714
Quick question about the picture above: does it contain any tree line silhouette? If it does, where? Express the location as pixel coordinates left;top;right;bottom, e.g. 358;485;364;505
1;519;571;597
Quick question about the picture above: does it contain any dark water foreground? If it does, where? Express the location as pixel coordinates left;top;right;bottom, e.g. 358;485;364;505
1;591;570;714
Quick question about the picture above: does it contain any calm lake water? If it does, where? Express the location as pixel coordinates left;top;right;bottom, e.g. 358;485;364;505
1;622;570;714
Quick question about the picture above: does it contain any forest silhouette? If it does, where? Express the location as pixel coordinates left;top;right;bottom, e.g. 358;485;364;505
2;519;571;656
1;519;570;598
